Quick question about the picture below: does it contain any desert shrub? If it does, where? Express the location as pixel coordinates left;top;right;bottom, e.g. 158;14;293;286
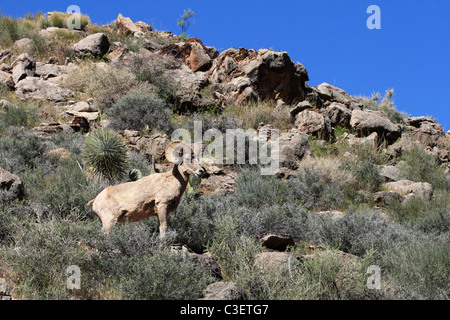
0;217;100;299
107;92;172;133
223;101;293;130
22;158;105;219
309;136;337;158
0;103;40;130
81;67;136;110
49;130;85;155
340;152;384;194
47;11;91;30
91;222;214;300
382;242;450;299
386;190;450;234
82;129;128;181
120;53;180;103
398;144;447;189
0;127;45;174
126;151;151;178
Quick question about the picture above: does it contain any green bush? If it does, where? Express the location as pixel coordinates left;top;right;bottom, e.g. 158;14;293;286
398;144;447;189
107;92;172;133
0;127;45;175
82;129;128;181
0;103;40;130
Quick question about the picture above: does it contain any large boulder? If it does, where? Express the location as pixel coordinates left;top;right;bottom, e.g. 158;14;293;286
15;77;73;102
116;14;151;36
209;48;309;104
0;71;14;89
350;109;402;144
276;129;313;169
382;180;434;201
73;33;110;57
406;116;445;147
35;62;68;80
294;110;332;140
314;82;362;110
323;102;352;129
379;165;400;183
11;53;36;84
201;282;244;300
14;38;34;52
159;38;213;72
0;168;24;201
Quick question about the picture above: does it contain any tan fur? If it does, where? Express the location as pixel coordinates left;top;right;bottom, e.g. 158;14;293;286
89;143;205;237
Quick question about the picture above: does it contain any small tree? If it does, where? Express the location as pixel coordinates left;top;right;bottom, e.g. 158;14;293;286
177;8;195;35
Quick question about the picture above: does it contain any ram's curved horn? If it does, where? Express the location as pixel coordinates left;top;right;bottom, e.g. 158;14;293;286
165;140;191;164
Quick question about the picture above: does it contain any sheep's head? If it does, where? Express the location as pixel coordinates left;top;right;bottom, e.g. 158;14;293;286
165;141;206;178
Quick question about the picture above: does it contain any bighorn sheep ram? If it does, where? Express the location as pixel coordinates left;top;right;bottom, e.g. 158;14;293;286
87;141;206;236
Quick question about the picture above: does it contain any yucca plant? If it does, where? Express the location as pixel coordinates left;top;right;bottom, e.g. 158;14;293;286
83;129;128;181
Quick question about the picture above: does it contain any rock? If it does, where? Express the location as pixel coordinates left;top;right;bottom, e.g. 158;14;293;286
38;27;61;38
258;233;295;251
386;133;418;158
0;50;11;64
275;129;313;169
116;14;147;36
135;21;153;33
373;191;402;206
350;109;401;145
11;53;35;84
31;123;74;139
314;82;362;110
406;116;445;147
59;101;97;113
323;102;352;129
14;38;34;51
73;33;110;57
382;180;434;201
289;101;313;118
209;48;309;104
0;99;13;109
188;252;221;278
160;38;213;72
294;110;332;140
0;71;14;89
201;282;244;300
35;62;67;80
0;278;11;300
379;165;400;182
15;77;73;102
0;168;24;201
255;251;294;274
137;133;171;160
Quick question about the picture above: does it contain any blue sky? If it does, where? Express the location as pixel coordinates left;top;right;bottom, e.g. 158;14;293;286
1;0;449;130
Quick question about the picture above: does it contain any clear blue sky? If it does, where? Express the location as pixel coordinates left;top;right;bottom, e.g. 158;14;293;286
2;0;449;130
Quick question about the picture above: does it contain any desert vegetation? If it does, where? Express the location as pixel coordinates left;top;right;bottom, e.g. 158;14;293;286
0;11;449;301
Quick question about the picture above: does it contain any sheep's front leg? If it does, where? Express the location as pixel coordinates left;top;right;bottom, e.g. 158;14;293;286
156;204;168;238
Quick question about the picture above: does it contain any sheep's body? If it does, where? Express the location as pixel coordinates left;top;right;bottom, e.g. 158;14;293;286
89;142;206;236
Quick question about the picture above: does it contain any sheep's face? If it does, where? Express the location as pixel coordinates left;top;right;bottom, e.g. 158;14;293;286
180;158;206;178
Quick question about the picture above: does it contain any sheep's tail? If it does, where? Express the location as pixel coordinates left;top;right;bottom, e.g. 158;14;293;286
87;199;95;206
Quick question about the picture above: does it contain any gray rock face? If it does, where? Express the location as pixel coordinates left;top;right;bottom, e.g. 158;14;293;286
294;110;332;140
406;116;445;147
276;129;313;169
374;191;402;206
382;180;434;201
0;168;24;201
314;82;362;110
0;278;11;300
15;77;73;101
323;102;352;129
379;165;400;183
0;71;14;88
11;53;36;84
14;38;34;51
201;282;244;300
350;109;402;144
209;48;309;104
35;62;68;80
73;33;110;57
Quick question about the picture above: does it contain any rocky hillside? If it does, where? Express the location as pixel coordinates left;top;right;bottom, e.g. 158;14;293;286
0;12;449;301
